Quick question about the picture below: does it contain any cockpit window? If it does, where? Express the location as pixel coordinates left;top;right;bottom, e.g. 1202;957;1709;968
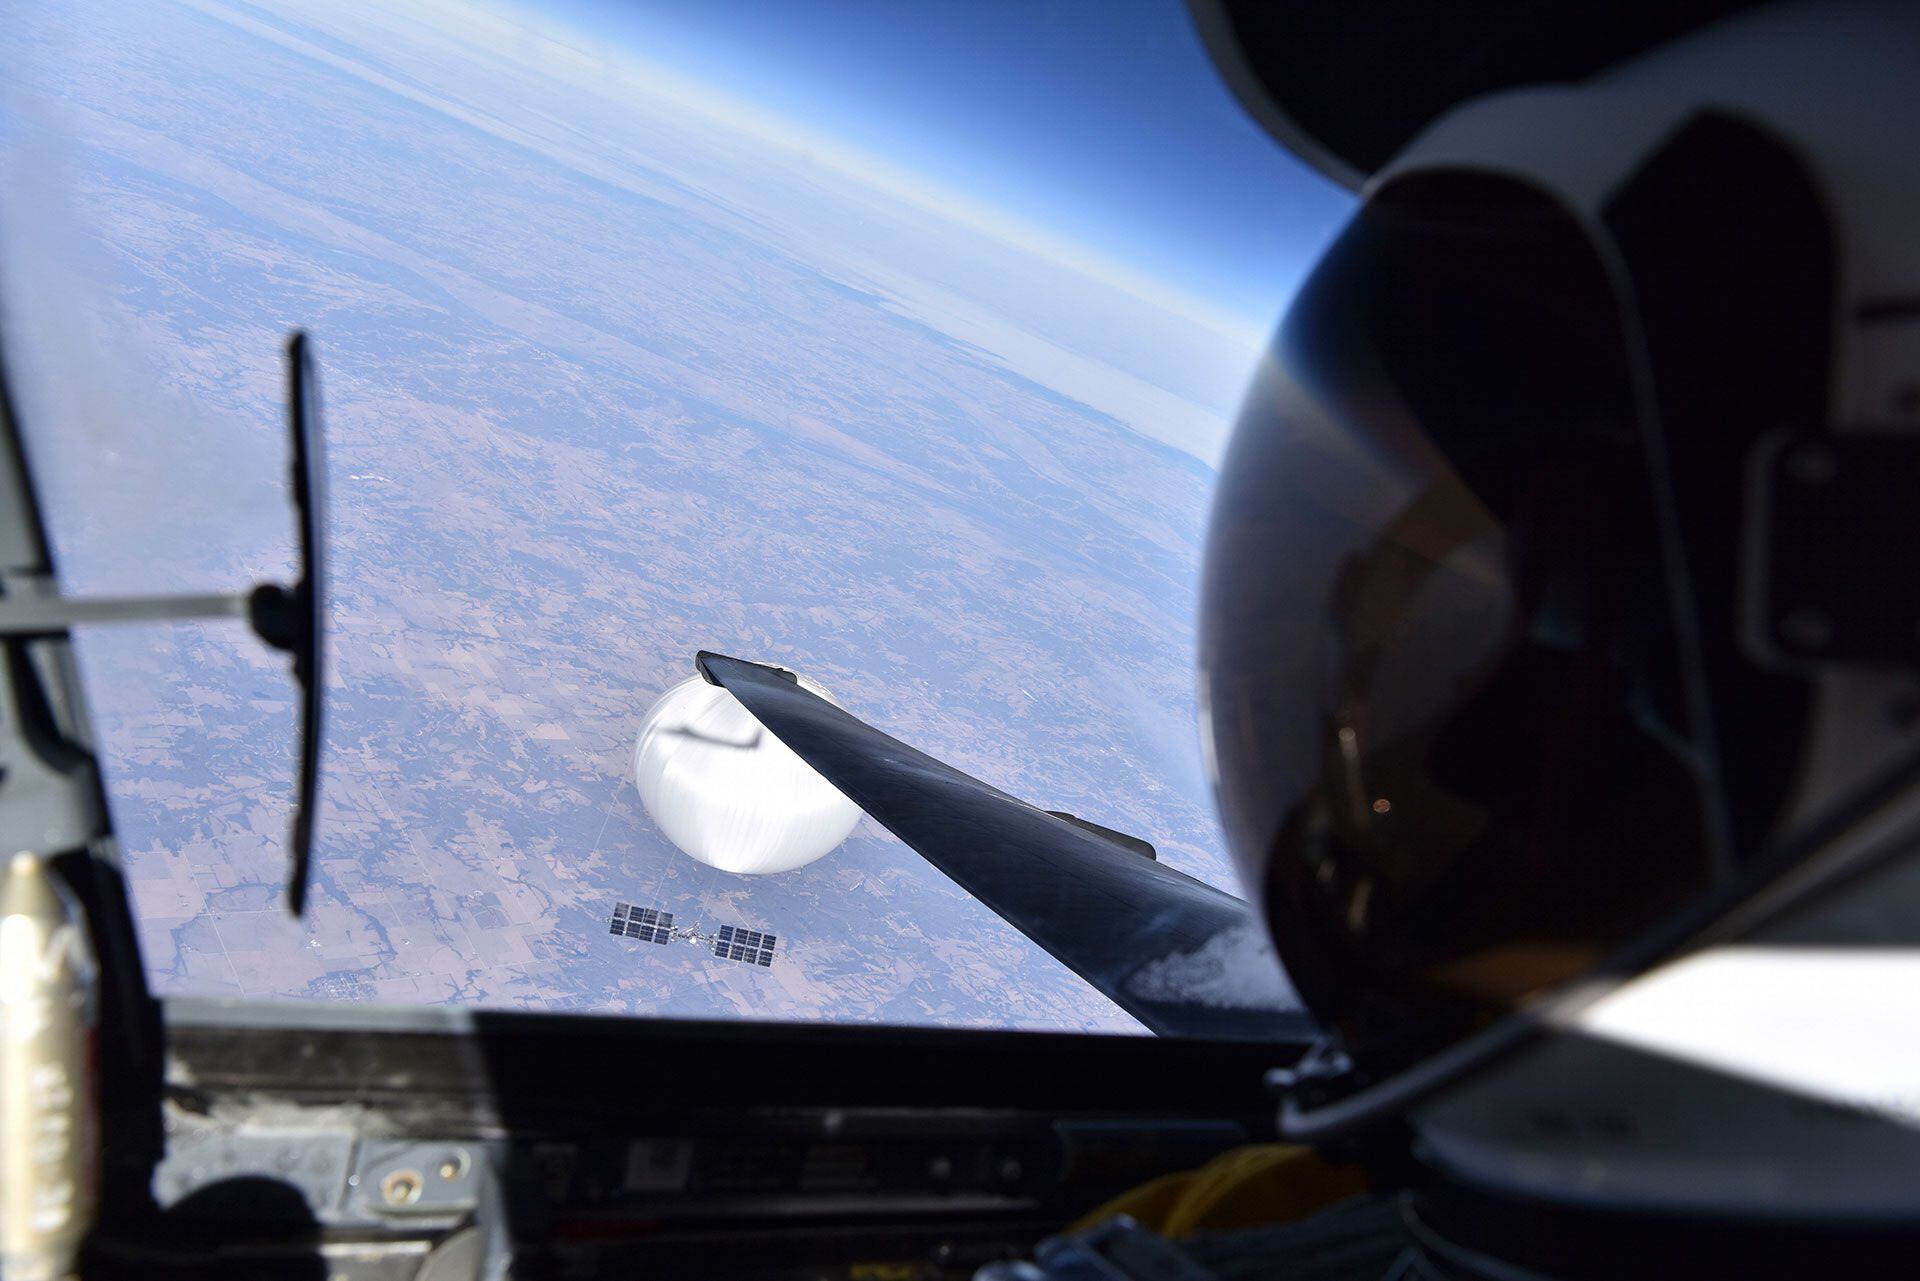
0;0;1349;1031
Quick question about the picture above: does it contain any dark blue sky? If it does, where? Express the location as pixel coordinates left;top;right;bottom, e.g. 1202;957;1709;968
554;0;1354;332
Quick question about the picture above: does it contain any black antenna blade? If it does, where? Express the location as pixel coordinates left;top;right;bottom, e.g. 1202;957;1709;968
289;331;324;917
249;331;326;917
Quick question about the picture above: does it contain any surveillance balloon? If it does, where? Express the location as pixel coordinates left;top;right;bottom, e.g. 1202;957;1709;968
632;672;862;875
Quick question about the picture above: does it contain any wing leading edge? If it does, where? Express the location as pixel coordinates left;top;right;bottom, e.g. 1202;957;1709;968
697;652;1310;1041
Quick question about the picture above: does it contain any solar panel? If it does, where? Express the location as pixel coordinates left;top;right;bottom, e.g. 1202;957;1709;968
713;923;777;967
610;901;674;945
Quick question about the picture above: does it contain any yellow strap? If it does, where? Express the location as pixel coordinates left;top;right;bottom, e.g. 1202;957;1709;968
1069;1145;1367;1239
1068;1170;1196;1237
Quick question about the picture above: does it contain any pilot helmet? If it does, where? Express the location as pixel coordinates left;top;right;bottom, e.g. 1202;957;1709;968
1198;0;1920;1258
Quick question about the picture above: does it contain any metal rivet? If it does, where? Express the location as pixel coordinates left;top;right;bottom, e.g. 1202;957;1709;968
381;1168;423;1206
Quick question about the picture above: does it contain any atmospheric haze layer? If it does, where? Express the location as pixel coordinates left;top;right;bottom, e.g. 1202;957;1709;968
0;0;1304;1032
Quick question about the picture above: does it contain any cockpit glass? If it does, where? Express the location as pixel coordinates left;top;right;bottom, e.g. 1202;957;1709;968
0;0;1350;1031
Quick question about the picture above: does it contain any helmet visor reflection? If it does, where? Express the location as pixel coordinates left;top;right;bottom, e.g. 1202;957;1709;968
1203;172;1715;1069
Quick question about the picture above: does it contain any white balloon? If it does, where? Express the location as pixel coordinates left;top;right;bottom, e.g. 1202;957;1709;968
632;673;861;875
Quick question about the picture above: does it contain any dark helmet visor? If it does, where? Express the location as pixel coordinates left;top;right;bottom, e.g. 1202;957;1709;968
1202;171;1717;1069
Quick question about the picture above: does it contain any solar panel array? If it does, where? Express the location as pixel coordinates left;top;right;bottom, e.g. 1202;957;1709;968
610;902;674;944
713;924;777;967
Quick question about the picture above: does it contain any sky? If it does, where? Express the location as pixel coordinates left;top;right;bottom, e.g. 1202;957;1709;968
545;0;1355;336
